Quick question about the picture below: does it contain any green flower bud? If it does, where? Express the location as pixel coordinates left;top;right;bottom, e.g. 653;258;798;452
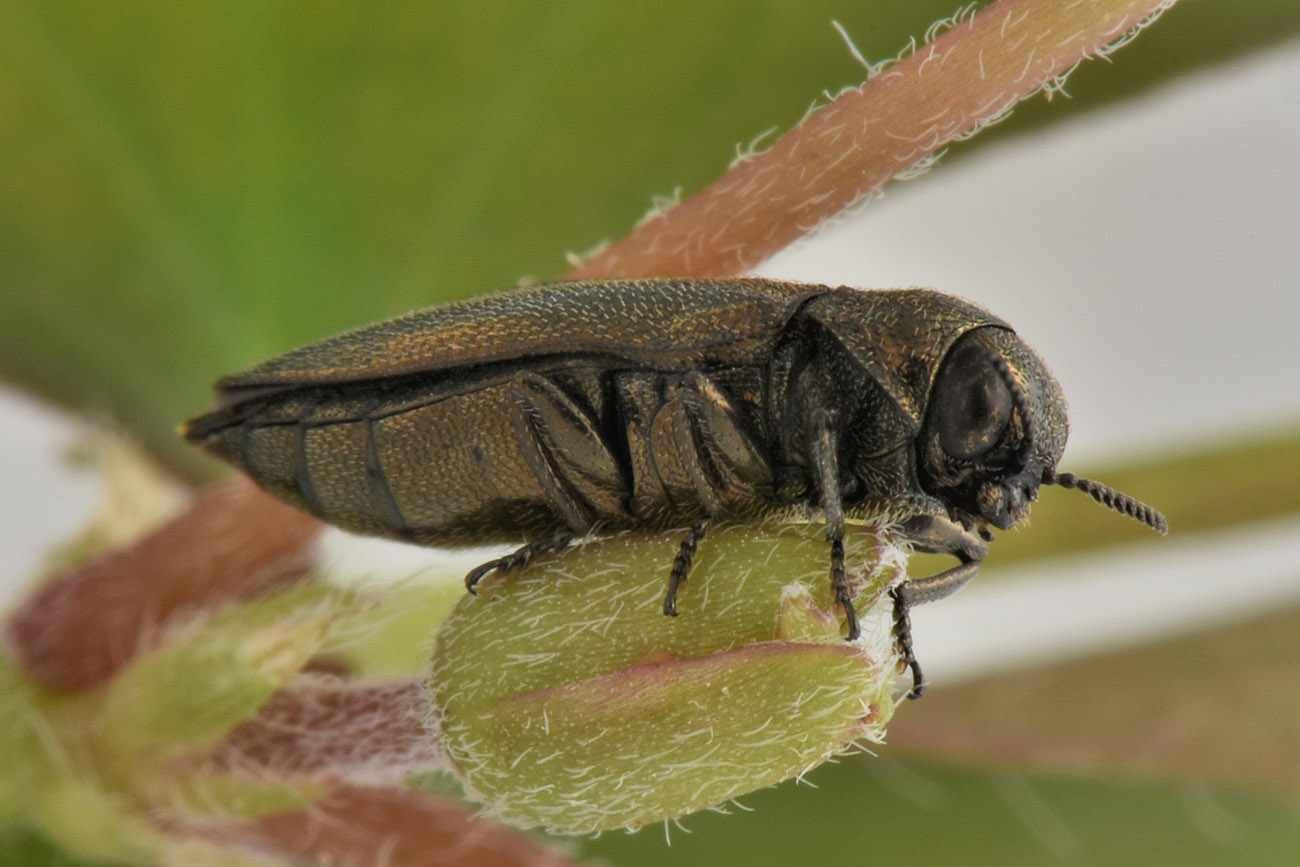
430;519;904;834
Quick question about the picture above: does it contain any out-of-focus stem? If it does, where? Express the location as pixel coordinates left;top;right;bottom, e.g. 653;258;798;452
5;477;321;691
186;783;580;867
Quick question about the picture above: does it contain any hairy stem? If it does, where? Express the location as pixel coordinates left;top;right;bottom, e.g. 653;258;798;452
568;0;1178;280
210;678;441;781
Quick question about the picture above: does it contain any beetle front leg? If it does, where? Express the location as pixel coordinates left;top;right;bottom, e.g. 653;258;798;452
891;513;987;698
889;559;981;699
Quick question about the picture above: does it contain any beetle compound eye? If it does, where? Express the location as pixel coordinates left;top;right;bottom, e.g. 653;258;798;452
931;340;1013;461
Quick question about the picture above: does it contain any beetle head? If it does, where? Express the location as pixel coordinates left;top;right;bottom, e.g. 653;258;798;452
917;326;1167;536
918;327;1064;530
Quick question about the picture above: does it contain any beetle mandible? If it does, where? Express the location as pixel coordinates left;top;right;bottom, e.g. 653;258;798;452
185;279;1166;697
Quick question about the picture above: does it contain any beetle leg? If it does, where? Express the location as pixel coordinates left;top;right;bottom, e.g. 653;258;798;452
508;372;625;532
666;393;725;516
663;519;710;616
807;407;859;641
898;513;988;568
889;559;982;699
891;513;987;698
677;371;773;493
643;387;722;618
888;584;923;698
652;371;771;518
464;530;575;595
895;555;983;606
655;371;770;620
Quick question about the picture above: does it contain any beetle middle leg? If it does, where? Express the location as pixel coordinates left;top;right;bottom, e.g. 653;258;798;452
663;519;709;616
807;407;860;641
464;530;576;595
650;372;769;619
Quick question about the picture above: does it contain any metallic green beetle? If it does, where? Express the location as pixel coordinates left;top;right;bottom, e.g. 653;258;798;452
186;279;1165;696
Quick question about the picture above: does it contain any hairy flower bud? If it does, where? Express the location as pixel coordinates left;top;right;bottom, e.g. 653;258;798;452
429;519;904;833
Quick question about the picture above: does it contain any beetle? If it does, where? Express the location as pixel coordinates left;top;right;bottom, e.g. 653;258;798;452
185;279;1166;697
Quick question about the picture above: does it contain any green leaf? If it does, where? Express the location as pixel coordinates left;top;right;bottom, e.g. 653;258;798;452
887;597;1300;797
578;755;1300;866
0;657;287;867
0;824;134;867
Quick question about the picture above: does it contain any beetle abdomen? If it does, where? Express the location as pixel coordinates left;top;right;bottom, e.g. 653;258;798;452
188;377;591;544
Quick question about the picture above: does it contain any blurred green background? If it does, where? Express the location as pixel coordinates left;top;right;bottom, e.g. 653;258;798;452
3;1;1300;865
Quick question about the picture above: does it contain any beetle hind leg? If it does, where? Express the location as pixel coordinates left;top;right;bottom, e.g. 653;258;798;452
508;371;627;532
464;530;575;595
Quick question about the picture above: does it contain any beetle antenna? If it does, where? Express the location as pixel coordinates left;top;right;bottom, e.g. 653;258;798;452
1042;469;1168;534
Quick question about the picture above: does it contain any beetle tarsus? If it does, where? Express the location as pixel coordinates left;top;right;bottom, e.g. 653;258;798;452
663;520;709;616
464;531;575;594
889;585;925;699
889;557;983;699
829;538;861;641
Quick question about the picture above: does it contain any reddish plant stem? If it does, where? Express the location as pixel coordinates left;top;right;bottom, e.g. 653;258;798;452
5;477;321;691
211;678;441;782
568;0;1177;280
